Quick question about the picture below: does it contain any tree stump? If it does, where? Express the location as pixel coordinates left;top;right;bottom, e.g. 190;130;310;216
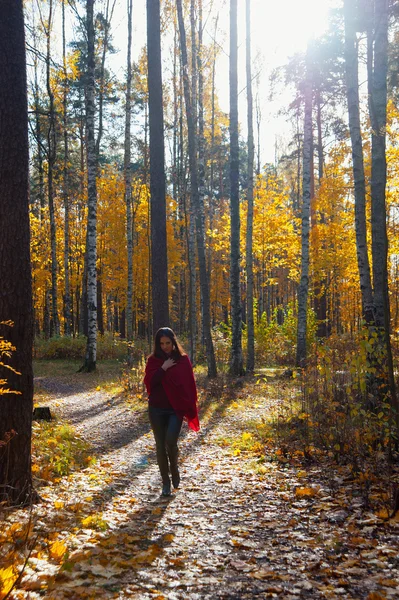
33;407;52;421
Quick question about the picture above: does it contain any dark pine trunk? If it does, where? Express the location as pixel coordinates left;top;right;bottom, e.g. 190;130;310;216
147;0;170;332
0;0;35;505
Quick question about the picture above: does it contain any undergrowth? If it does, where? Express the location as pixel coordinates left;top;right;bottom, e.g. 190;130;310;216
33;333;147;362
215;347;399;519
31;420;95;484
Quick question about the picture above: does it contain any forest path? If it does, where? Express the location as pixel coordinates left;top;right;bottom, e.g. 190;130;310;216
11;368;399;599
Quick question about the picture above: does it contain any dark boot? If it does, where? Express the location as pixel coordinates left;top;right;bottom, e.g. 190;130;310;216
171;467;180;489
161;480;171;496
168;445;180;489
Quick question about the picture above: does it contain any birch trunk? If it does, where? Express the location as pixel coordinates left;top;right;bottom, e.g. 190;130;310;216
125;0;134;344
62;0;72;336
0;0;34;505
96;0;116;158
147;0;169;332
45;0;60;336
176;0;217;377
31;6;45;219
229;0;244;375
82;0;98;372
314;85;328;337
296;48;313;367
208;14;218;283
198;0;207;345
344;0;374;322
245;0;255;373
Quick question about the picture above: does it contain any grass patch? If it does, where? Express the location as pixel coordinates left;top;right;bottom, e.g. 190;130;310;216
32;420;95;484
34;359;125;393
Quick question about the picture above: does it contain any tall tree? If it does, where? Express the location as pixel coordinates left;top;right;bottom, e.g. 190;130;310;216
147;0;169;332
245;0;255;373
82;0;98;371
62;0;72;336
42;0;60;336
296;46;313;367
367;0;397;418
125;0;134;346
344;0;373;323
176;0;217;377
229;0;244;375
0;0;34;504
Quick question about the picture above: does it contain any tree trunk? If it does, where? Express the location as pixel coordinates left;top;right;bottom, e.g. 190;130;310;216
208;14;218;282
245;0;255;373
255;92;261;176
176;0;217;377
0;0;34;505
31;6;46;219
296;47;313;367
344;0;374;322
368;0;397;420
96;0;116;158
147;0;170;332
229;0;244;375
198;0;207;347
62;0;72;336
313;84;328;337
45;0;60;336
125;0;134;345
82;0;98;372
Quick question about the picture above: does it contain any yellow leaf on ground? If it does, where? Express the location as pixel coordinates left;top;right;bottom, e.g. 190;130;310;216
49;540;67;561
251;569;280;580
295;487;319;498
375;508;389;520
0;565;18;598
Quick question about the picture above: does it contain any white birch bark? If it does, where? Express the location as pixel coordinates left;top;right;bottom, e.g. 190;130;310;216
295;47;313;367
62;0;72;336
125;0;134;343
83;0;98;371
245;0;255;373
43;0;60;335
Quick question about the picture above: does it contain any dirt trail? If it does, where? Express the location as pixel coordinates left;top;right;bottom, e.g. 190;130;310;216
15;374;399;599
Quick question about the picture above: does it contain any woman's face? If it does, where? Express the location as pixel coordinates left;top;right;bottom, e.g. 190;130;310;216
160;336;173;355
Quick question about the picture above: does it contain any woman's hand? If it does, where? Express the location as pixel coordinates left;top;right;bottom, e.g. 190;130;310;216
162;358;176;371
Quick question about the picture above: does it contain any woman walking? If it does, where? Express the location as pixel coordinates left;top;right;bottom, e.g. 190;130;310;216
144;327;200;497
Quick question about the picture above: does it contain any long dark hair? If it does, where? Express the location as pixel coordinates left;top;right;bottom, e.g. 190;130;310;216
152;327;185;359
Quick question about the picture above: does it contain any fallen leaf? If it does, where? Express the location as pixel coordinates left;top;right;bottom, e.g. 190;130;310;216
49;540;67;562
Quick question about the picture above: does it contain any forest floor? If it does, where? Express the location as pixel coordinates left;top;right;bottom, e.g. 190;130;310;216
1;360;399;599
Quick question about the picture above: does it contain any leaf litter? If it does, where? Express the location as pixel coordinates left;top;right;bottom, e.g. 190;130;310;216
0;371;398;599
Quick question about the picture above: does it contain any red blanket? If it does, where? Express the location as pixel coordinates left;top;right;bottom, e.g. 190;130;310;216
144;355;200;432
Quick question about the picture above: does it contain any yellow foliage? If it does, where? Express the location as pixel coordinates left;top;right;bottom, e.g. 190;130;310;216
295;486;319;498
49;540;67;561
0;565;18;599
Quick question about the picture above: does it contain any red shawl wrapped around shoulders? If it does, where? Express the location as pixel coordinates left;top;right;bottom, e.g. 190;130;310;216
144;354;200;432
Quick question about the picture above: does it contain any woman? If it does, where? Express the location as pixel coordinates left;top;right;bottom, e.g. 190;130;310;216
144;327;200;497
